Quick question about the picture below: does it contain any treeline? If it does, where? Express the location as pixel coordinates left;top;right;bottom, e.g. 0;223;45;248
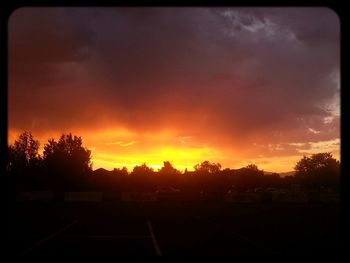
7;132;340;192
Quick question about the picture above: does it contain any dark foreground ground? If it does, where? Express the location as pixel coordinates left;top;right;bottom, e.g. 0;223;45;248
8;201;342;256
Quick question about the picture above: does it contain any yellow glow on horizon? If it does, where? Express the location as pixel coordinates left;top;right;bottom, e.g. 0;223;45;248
241;155;303;173
8;127;340;173
91;145;223;172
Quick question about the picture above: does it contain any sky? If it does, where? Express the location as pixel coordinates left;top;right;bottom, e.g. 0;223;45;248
8;7;340;172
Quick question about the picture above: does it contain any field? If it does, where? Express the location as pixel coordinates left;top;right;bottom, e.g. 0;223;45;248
8;201;342;256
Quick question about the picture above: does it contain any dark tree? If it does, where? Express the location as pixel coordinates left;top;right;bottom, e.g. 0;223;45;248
131;163;154;176
7;131;40;172
236;164;264;188
42;133;92;189
7;132;43;192
245;164;259;172
158;161;181;176
113;167;129;176
194;161;222;174
294;152;340;189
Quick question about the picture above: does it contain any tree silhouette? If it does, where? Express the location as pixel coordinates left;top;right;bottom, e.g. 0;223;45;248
131;163;154;176
235;164;264;188
294;152;340;188
113;167;129;176
245;164;259;172
194;161;221;174
7;131;40;172
7;130;341;195
42;133;92;189
158;161;181;176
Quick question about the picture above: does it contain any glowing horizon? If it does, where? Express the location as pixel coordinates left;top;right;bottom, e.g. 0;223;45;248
8;8;340;174
8;127;340;173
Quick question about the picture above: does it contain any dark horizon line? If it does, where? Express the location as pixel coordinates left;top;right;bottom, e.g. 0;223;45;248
93;165;295;175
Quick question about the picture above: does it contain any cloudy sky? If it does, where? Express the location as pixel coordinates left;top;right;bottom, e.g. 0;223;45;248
8;7;340;172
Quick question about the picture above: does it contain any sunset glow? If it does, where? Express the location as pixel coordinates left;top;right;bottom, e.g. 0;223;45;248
8;7;340;173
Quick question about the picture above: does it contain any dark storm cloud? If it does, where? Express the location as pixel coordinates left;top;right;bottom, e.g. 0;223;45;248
9;7;340;150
